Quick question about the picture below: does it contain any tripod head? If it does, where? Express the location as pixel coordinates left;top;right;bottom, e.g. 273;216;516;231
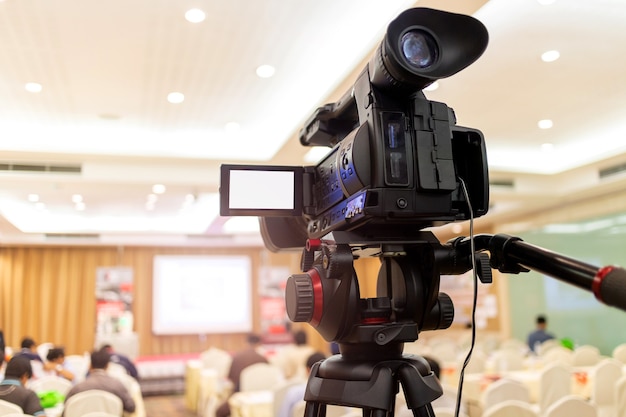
285;230;484;361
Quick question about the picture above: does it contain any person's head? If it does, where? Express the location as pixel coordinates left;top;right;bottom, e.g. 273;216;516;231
100;344;114;353
536;315;547;329
293;330;308;346
306;352;326;372
20;337;36;351
246;333;262;346
90;349;111;370
46;347;66;363
5;356;33;384
423;356;441;380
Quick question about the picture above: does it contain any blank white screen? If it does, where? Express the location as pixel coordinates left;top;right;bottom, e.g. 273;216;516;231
152;255;252;335
229;170;295;210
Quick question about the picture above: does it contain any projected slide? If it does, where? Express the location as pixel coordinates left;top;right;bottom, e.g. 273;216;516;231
152;255;252;335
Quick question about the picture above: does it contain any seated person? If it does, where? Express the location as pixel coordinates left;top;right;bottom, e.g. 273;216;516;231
0;356;45;416
64;350;136;414
45;347;75;381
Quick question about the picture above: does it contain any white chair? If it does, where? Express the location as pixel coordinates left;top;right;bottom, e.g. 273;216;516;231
0;400;23;415
544;394;597;417
27;375;73;396
542;346;573;366
612;343;626;364
239;363;285;392
107;362;128;377
63;389;123;417
591;358;623;416
273;380;305;417
537;363;571;413
200;347;233;379
536;338;561;356
482;399;538;417
481;378;531;413
64;354;90;383
490;349;525;372
615;375;626;417
36;342;54;362
499;338;528;354
572;345;602;366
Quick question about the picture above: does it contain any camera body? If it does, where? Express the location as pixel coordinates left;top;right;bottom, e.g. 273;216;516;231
221;8;489;250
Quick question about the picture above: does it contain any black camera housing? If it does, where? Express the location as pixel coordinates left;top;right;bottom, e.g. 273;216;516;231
220;8;489;251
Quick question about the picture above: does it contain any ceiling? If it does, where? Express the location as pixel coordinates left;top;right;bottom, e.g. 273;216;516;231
0;0;625;247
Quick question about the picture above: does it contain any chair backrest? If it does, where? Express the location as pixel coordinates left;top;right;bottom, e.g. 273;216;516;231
615;375;626;417
64;354;90;383
200;347;233;379
0;399;23;415
490;349;525;372
542;346;573;366
571;345;601;366
612;343;626;364
463;352;487;374
481;378;530;412
273;380;304;417
538;363;571;412
36;342;54;362
27;375;73;396
240;362;285;392
545;394;597;417
591;358;623;406
63;389;123;417
536;339;561;356
482;399;538;417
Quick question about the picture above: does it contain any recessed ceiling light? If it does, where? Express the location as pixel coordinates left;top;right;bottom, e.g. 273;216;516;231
72;194;83;203
75;202;86;211
541;50;560;62
28;193;40;202
538;119;553;129
25;82;43;93
256;64;276;78
424;81;439;92
152;184;166;194
185;8;206;23
167;92;185;104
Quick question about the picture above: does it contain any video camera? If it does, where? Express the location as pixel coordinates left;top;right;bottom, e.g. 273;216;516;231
221;8;490;252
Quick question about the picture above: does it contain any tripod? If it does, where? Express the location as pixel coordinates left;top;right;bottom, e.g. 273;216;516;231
301;342;442;417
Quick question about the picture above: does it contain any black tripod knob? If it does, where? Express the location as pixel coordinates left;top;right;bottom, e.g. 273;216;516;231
285;273;315;323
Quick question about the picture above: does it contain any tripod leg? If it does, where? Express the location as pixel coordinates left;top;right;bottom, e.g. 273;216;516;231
411;403;435;417
304;401;324;417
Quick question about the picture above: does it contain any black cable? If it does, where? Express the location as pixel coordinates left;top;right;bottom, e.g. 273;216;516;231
453;178;478;417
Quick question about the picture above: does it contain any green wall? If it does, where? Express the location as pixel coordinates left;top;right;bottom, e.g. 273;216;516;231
507;214;626;355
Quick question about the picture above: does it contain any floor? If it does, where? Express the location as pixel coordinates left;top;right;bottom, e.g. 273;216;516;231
143;394;197;417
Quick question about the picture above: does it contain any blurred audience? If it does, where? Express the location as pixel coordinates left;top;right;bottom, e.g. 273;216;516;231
100;343;139;379
277;351;327;417
272;329;315;380
44;347;75;381
0;356;45;416
65;350;136;414
216;333;268;417
527;315;555;353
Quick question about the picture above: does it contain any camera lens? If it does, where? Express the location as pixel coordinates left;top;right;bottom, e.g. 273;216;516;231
400;30;438;69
